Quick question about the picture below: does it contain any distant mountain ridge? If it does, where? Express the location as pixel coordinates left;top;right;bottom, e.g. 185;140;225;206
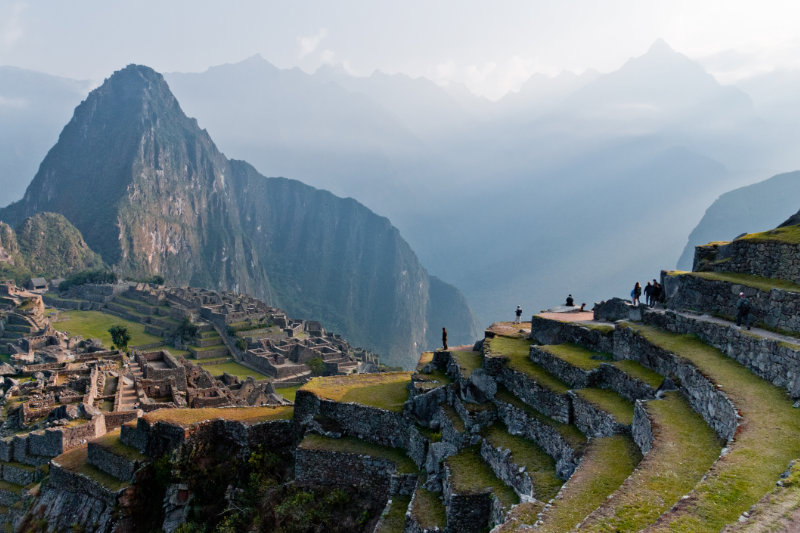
0;64;480;367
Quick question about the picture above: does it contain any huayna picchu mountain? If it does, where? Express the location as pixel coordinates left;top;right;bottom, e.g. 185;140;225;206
0;64;480;368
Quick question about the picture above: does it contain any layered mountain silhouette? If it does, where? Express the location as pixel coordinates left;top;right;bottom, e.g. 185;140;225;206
0;65;479;368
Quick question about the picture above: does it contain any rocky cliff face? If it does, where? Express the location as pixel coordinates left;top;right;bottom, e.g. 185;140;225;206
0;65;479;367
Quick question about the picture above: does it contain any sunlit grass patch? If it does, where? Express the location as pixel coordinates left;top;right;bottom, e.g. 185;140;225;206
144;405;293;426
300;372;411;411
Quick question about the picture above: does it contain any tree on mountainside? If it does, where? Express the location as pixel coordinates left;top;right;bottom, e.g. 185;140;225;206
109;324;131;350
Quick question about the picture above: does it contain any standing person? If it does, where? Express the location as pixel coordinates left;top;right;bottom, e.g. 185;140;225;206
644;282;653;307
515;305;522;324
631;282;642;306
736;293;752;329
652;279;663;306
442;327;448;350
565;294;575;307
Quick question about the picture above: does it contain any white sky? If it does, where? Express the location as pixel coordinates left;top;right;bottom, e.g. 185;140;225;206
2;0;800;99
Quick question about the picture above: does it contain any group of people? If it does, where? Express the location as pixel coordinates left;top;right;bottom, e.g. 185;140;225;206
631;279;665;307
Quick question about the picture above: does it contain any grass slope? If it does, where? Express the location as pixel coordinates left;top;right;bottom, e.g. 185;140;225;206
630;324;800;532
488;336;569;394
300;372;411;412
535;435;641;532
53;310;161;348
144;405;293;426
299;434;416;474
445;445;519;509
577;391;722;532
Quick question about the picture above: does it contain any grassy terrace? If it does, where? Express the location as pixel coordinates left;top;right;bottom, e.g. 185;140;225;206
574;388;635;426
450;349;482;378
668;270;800;294
300;372;411;412
411;484;447;530
737;224;800;244
189;343;228;352
488;336;569;394
577;392;722;532
536;435;641;533
483;422;563;501
625;324;800;532
494;385;586;450
375;494;411;533
52;310;162;348
91;429;146;462
445;446;519;509
299;434;417;474
541;343;664;389
54;446;129;492
275;384;302;403
144;405;293;426
205;361;269;380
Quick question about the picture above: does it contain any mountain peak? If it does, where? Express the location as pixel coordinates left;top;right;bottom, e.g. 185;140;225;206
647;38;675;56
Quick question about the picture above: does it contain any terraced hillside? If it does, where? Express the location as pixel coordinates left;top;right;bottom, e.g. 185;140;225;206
16;221;800;532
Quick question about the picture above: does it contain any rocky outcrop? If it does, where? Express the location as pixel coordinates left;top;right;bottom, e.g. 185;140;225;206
0;64;480;368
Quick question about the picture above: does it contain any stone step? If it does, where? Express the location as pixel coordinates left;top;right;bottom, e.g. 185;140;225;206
0;480;23;506
531;434;641;532
480;421;564;501
492;385;586;479
569;387;634;437
51;445;130;494
87;429;148;483
407;481;447;532
575;391;722;532
372;494;411;533
619;324;800;532
530;343;663;401
189;344;230;359
443;445;519;533
0;460;45;486
484;335;571;423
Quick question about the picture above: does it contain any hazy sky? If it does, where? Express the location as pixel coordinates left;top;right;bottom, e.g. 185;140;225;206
2;0;800;99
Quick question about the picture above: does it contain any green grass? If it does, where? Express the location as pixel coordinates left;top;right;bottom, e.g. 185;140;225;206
681;270;800;294
275;385;301;403
628;324;800;532
450;349;482;378
52;310;162;348
205;361;269;380
299;434;417;474
189;343;228;352
484;422;564;501
737;225;800;245
494;385;586;450
574;388;635;426
0;480;22;494
163;347;192;358
411;485;447;529
92;429;146;462
489;336;570;393
538;343;607;370
611;359;664;389
577;391;722;532
580;323;615;334
55;446;129;492
536;435;642;532
301;372;411;412
375;495;411;533
445;445;520;509
144;405;293;426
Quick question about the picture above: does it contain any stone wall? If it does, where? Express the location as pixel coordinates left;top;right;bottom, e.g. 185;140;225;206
87;442;142;482
497;366;570;423
645;309;800;398
664;273;800;334
442;462;494;533
613;326;738;441
294;447;416;498
529;346;593;388
530;316;614;353
703;239;800;284
568;391;628;438
479;438;533;498
492;397;581;479
631;401;654;455
294;390;426;467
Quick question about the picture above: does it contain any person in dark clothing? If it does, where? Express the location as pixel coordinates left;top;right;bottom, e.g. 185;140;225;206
565;294;574;307
515;305;522;324
631;282;642;306
652;279;662;306
736;292;752;329
442;327;448;350
644;282;653;306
